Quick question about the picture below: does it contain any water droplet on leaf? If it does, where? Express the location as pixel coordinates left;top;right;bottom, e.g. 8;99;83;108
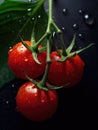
27;8;32;12
32;17;35;21
41;99;45;103
28;0;32;2
24;58;28;62
38;15;41;19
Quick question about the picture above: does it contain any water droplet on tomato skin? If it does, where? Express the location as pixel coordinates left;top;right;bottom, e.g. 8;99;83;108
27;8;32;12
8;48;13;55
41;99;45;103
24;58;28;62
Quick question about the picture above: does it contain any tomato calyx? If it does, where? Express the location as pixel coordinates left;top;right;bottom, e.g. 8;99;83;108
19;36;43;64
24;72;66;91
57;34;95;62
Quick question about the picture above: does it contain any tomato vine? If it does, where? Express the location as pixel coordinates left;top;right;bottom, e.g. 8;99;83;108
6;0;95;121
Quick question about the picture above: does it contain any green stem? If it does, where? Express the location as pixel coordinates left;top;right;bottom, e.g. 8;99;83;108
33;33;48;49
46;0;52;33
39;38;51;87
52;22;61;33
58;33;67;56
30;19;37;44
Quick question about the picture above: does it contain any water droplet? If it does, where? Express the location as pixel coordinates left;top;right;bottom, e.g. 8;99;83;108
62;8;68;15
61;27;65;30
34;93;37;97
9;46;12;49
24;58;28;62
8;48;13;54
5;100;9;104
72;23;79;30
61;27;66;32
12;84;15;88
32;17;35;21
78;9;84;15
78;33;84;39
41;99;45;103
83;13;95;26
19;19;22;23
27;8;32;12
38;15;41;19
53;31;56;37
28;0;32;2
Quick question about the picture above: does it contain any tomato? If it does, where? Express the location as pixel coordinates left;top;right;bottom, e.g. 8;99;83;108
16;81;58;121
48;51;85;87
7;41;46;79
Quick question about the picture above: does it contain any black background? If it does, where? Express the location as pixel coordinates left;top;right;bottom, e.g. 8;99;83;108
0;0;98;129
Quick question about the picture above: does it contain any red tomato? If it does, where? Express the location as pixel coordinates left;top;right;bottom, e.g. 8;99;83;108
48;51;85;87
16;81;58;121
7;41;46;79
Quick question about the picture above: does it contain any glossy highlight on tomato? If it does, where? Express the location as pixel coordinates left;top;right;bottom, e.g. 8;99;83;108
16;81;58;121
7;41;46;79
48;51;85;87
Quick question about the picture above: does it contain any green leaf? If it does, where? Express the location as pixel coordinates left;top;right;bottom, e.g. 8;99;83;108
0;0;48;89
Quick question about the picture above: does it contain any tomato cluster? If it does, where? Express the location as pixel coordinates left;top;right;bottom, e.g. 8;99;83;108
7;40;85;121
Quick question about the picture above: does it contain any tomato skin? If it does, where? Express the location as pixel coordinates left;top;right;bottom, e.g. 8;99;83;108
7;41;46;79
16;81;58;121
48;51;85;87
